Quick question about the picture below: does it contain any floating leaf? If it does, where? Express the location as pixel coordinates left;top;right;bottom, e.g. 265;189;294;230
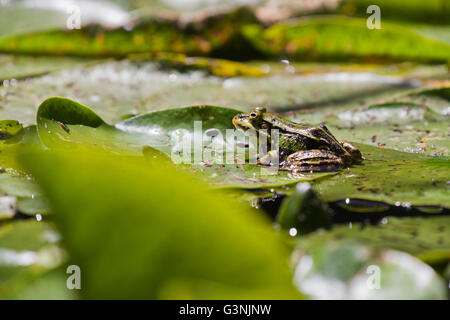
0;54;98;81
336;102;440;126
35;97;332;188
0;174;42;198
129;52;266;77
0;7;259;58
17;196;51;216
0;220;65;299
295;216;450;258
19;149;301;299
313;144;450;207
243;16;450;63
0;59;417;126
292;240;447;299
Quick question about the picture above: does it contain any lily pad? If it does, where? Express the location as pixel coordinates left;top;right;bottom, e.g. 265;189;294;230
35;97;333;188
0;54;100;82
129;52;266;77
292;240;447;299
284;85;450;156
17;196;51;216
0;174;42;198
0;220;65;299
295;216;450;259
243;16;450;63
313;144;450;207
18;148;301;299
0;59;419;126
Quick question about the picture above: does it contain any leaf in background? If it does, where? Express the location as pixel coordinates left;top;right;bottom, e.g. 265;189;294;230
0;59;417;126
0;1;133;39
338;0;450;25
292;240;447;299
0;220;66;299
19;149;301;299
129;52;266;77
0;6;68;39
285;85;450;156
0;6;259;59
0;174;42;198
243;16;450;63
294;216;450;270
0;196;16;220
0;54;101;82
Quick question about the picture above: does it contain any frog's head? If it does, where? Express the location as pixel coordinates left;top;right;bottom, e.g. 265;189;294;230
232;107;267;133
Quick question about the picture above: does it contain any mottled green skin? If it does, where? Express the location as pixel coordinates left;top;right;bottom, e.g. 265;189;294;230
232;107;363;171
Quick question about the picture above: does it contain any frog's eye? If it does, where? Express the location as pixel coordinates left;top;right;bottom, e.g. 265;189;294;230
250;112;258;118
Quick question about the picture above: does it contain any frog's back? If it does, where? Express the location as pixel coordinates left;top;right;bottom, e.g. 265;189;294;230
262;113;316;137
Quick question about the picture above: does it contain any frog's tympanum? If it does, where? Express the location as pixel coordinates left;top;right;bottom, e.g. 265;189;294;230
232;107;363;172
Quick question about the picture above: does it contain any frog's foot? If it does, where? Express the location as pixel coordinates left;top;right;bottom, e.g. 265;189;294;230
340;141;363;164
280;149;345;172
257;150;280;166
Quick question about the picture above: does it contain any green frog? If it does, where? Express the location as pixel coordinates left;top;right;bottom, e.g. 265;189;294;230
232;107;363;172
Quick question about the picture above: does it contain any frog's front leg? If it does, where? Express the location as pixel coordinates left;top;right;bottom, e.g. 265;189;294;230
258;150;280;166
280;149;345;172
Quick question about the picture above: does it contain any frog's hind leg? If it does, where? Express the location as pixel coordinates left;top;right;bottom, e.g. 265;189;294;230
280;149;345;172
339;141;363;163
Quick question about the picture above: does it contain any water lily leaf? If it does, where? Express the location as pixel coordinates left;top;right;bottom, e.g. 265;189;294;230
0;54;99;82
18;149;301;299
313;144;450;207
0;174;42;198
292;240;447;299
339;0;450;25
243;16;450;63
7;268;76;300
296;216;450;256
17;196;51;216
0;196;16;220
35;97;332;188
335;102;440;126
129;52;266;77
0;125;45;217
277;182;331;233
188;164;334;189
0;6;68;39
0;7;258;59
285;85;450;156
0;220;65;299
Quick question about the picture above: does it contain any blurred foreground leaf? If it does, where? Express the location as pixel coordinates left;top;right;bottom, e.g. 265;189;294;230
18;149;301;299
243;16;450;63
